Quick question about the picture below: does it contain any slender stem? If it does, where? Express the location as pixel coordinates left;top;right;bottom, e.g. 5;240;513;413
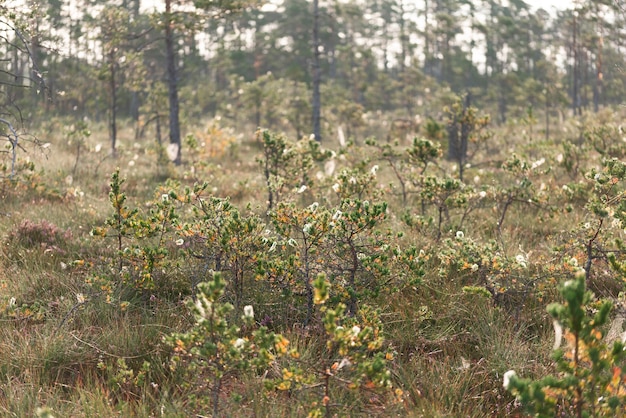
0;118;18;179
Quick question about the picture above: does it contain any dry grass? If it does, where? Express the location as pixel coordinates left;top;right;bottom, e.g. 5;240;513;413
0;112;623;416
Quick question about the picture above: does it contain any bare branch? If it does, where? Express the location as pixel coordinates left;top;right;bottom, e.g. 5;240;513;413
0;117;19;179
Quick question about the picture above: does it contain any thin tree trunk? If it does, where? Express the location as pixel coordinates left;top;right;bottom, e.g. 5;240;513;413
165;0;182;165
109;49;118;157
572;11;579;116
312;0;322;142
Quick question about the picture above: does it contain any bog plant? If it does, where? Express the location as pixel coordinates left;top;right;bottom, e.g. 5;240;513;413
90;169;180;291
166;272;288;416
325;199;390;315
177;184;265;307
256;129;331;210
365;136;442;204
263;201;332;324
504;272;626;417
270;275;401;418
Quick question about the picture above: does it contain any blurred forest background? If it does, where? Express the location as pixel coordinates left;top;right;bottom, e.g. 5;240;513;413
1;0;623;153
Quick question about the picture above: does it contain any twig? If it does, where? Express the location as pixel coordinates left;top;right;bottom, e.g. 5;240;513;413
0;118;18;179
69;332;158;359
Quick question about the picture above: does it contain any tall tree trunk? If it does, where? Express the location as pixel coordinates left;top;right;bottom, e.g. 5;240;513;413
545;91;550;140
424;0;430;76
572;11;580;116
312;0;322;142
595;17;603;113
109;49;118;157
165;0;182;164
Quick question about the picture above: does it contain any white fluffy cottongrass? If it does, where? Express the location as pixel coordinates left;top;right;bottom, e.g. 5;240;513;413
515;254;528;268
531;158;545;170
195;294;210;320
455;231;464;239
166;143;179;162
233;338;245;350
243;305;254;319
503;370;517;389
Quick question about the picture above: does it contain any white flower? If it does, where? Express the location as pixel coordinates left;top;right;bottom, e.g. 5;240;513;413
128;160;135;167
195;296;209;319
371;165;379;175
473;175;480;184
332;210;342;221
503;370;517;389
162;194;169;202
332;183;340;193
9;297;16;307
287;238;297;247
244;305;254;319
531;158;545;170
94;143;102;153
455;231;464;239
60;262;67;270
351;326;361;336
234;338;245;350
515;254;528;268
471;264;479;272
479;191;487;198
337;357;351;370
349;176;357;184
303;223;313;235
175;239;184;246
76;293;85;304
556;153;563;163
269;241;277;252
308;202;319;212
296;185;308;194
